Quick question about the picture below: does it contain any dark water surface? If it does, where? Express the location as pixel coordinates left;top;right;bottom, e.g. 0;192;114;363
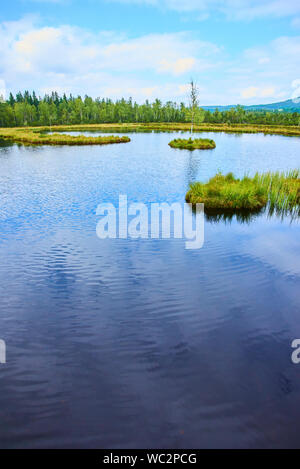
0;131;299;448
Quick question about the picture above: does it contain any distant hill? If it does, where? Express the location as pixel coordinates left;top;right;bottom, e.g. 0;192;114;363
202;97;300;113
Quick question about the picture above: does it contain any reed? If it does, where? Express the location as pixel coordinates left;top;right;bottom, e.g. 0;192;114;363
168;137;216;150
186;170;300;214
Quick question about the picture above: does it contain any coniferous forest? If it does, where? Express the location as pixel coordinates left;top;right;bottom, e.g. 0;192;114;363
0;91;299;127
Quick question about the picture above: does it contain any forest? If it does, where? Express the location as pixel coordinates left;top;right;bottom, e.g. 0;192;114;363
0;91;299;127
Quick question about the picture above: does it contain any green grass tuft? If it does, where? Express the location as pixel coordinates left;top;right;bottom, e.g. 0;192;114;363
186;170;300;214
168;137;216;150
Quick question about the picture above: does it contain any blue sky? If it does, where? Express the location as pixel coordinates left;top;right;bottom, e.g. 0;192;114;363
0;0;300;104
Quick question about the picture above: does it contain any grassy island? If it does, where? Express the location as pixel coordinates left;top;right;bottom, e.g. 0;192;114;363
186;170;300;213
0;127;130;146
169;137;216;150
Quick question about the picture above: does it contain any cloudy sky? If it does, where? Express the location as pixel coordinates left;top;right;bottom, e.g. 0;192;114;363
0;0;300;104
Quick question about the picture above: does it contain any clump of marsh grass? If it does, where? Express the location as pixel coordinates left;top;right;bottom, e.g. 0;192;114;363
252;170;300;213
186;170;300;214
0;128;130;146
168;137;216;150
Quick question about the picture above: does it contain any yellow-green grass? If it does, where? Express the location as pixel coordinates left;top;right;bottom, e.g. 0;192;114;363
39;123;300;137
1;123;300;139
168;137;216;150
0;127;130;146
186;170;300;214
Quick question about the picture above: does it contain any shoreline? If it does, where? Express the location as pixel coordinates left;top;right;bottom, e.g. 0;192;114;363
0;122;299;146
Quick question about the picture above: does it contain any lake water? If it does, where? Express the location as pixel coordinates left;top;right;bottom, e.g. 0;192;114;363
0;131;299;448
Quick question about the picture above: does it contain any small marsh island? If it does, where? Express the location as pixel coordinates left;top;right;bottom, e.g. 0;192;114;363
0;127;131;146
186;171;300;213
169;137;216;150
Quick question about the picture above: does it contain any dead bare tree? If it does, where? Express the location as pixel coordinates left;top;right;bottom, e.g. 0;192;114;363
189;79;199;133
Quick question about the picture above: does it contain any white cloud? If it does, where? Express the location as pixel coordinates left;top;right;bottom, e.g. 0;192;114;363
258;57;270;64
158;57;196;75
0;17;221;101
244;36;300;80
1;16;300;104
0;79;6;100
241;86;258;99
103;83;194;100
291;79;300;103
189;33;300;105
241;86;276;99
225;35;300;103
106;0;300;20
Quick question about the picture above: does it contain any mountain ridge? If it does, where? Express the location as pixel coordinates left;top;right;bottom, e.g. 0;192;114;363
202;97;300;113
